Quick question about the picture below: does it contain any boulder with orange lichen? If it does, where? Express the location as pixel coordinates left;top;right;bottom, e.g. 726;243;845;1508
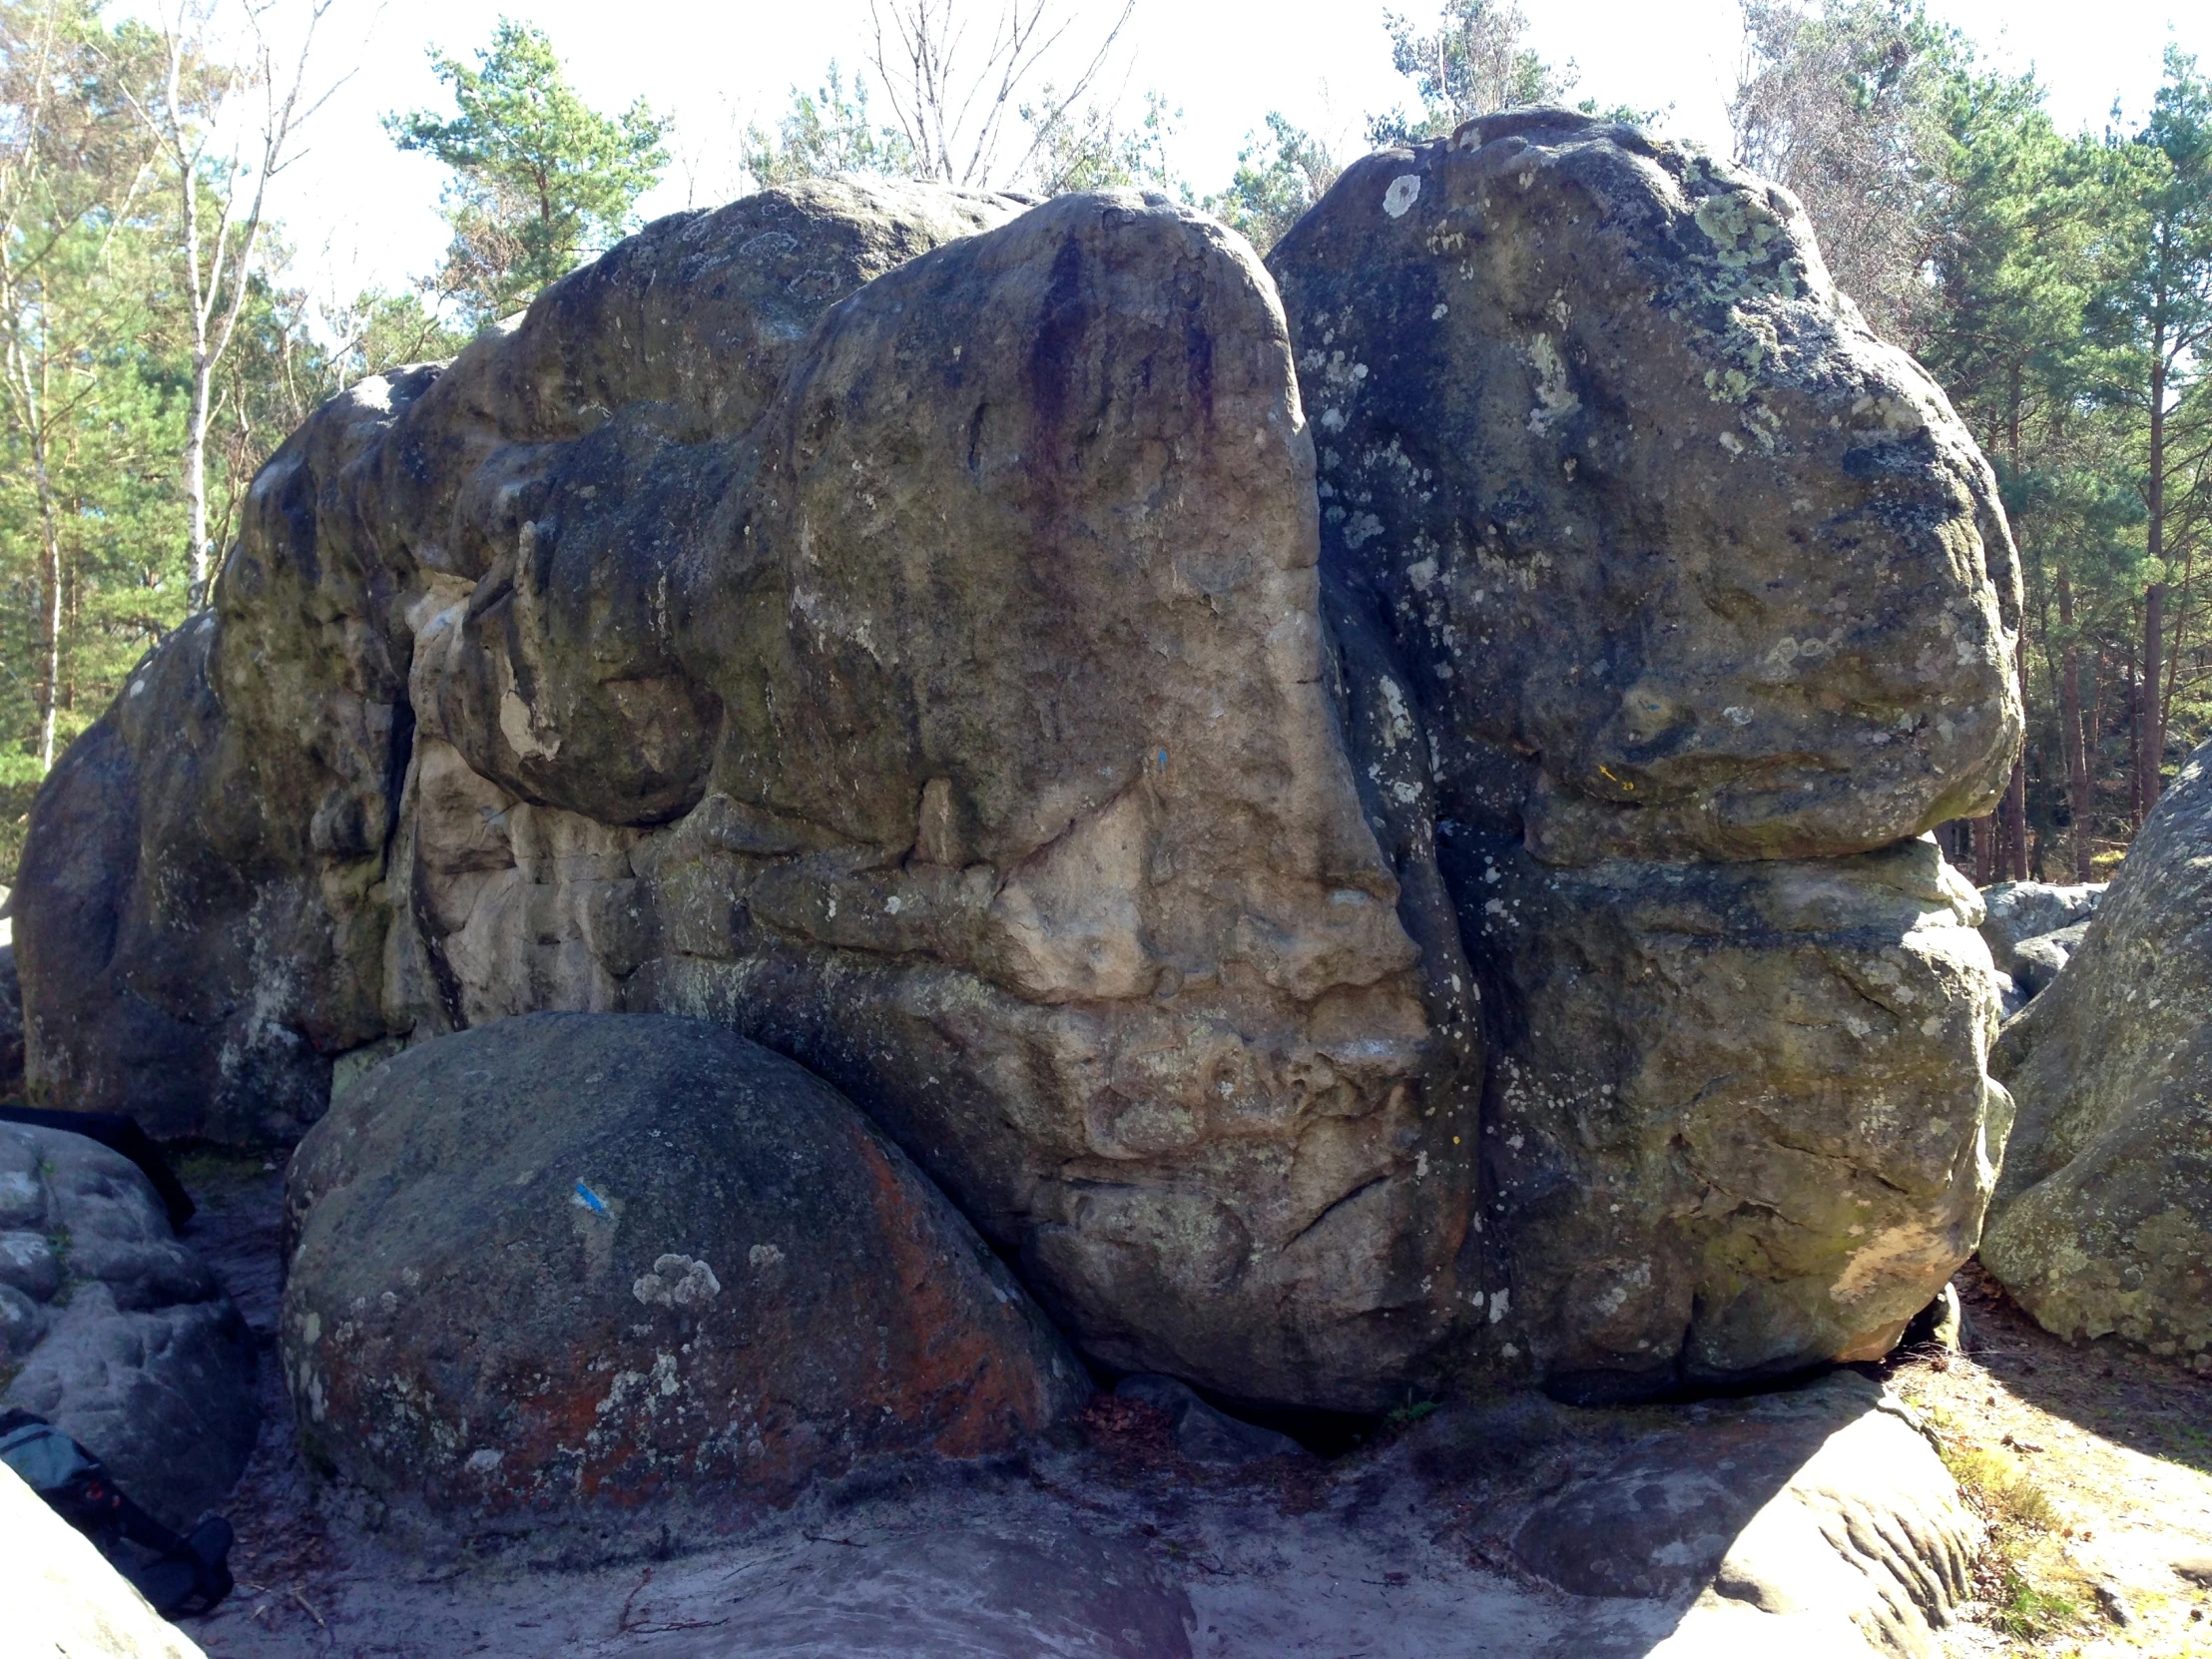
280;1012;1085;1524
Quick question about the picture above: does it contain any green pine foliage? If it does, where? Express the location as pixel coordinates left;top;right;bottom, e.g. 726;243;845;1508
385;18;669;327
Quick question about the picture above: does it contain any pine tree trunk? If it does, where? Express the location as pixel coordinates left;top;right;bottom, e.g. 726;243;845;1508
2138;346;2168;822
2057;568;2091;879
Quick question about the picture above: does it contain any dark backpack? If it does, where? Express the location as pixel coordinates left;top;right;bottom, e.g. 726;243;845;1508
0;1408;235;1617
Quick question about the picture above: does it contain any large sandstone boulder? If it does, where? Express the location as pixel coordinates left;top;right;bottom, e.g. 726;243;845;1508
21;122;2021;1409
1268;110;2018;1395
1;1122;258;1530
24;180;1471;1411
1269;109;2021;869
1469;839;2005;1397
1983;740;2212;1367
282;1011;1086;1515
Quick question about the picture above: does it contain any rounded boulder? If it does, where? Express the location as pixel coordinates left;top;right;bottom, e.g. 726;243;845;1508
280;1012;1087;1516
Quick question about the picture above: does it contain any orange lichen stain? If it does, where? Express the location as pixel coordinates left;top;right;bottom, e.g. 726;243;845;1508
1836;1315;1913;1364
843;1119;1059;1459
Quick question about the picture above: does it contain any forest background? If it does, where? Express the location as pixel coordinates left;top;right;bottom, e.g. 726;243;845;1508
2;0;2209;889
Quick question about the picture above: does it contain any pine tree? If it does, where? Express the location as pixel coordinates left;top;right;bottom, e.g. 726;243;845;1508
385;19;668;327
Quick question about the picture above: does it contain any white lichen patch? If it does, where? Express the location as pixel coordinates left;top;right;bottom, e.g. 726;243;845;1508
632;1253;722;1309
1382;174;1422;219
1525;335;1579;434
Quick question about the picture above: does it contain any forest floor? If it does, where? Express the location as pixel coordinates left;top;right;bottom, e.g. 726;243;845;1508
1890;1262;2212;1658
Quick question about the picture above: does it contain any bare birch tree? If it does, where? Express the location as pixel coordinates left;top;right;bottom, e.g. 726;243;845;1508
126;0;342;609
864;0;1133;191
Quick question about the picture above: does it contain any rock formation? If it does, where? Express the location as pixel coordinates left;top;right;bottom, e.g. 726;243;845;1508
1269;110;2017;1396
284;1012;1084;1514
1984;740;2212;1368
1977;880;2104;976
1;1121;258;1529
18;116;2022;1413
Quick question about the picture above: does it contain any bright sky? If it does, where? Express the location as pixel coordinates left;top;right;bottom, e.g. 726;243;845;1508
236;0;2211;306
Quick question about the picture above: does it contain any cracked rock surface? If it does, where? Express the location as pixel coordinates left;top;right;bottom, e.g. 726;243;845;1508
23;123;2020;1413
1270;109;2018;1397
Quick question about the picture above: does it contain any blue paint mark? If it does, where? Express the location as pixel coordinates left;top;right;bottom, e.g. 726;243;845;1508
1156;748;1168;772
573;1181;609;1215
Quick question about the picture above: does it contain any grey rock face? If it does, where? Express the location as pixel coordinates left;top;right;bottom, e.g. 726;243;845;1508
0;1122;258;1530
1269;111;2017;1396
27;181;1470;1410
22;133;2020;1407
0;944;19;1097
1269;111;2021;868
1984;741;2212;1366
1469;837;2006;1395
282;1012;1086;1515
2007;920;2087;1001
1978;880;2104;974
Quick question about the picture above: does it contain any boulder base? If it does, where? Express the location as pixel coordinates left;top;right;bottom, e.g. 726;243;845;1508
282;1012;1087;1518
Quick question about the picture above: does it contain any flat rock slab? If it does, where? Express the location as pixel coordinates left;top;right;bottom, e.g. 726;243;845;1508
194;1358;1967;1659
623;1531;1195;1659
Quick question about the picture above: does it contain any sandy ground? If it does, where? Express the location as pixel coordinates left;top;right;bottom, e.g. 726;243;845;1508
1894;1264;2212;1658
168;1156;2212;1658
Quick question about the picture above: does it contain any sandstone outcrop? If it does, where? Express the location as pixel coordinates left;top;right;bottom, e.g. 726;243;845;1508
1983;741;2212;1367
20;119;2021;1411
1;1122;258;1530
22;179;1468;1411
1269;110;2018;1395
283;1012;1086;1514
1504;1374;1976;1654
1466;841;2005;1398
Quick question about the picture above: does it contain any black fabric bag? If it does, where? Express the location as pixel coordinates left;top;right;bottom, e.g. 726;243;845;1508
0;1408;235;1617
